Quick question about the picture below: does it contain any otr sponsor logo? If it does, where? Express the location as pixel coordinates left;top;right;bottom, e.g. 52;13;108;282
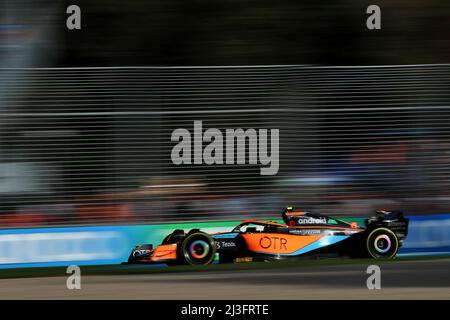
259;236;287;250
171;120;279;175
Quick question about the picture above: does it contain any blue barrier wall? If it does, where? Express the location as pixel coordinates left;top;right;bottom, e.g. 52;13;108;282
0;215;449;269
0;221;238;269
399;214;450;256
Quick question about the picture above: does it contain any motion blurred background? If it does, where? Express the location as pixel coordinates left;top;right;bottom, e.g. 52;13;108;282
1;0;450;227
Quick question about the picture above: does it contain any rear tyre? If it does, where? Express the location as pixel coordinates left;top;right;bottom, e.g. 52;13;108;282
366;227;399;259
180;232;216;265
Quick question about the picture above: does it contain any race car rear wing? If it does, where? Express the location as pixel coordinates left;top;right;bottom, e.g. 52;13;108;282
365;210;409;243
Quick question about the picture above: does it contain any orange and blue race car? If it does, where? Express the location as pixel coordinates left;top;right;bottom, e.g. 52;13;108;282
125;207;409;265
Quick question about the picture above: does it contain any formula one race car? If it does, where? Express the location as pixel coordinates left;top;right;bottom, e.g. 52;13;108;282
125;207;409;265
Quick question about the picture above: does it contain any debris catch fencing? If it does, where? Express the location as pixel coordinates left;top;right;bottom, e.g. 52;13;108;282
0;64;450;226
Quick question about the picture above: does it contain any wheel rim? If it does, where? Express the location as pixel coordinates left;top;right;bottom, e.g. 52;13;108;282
373;234;391;253
366;227;399;259
189;240;210;259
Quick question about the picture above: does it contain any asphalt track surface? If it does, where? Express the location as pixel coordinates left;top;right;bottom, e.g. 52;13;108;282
0;258;449;299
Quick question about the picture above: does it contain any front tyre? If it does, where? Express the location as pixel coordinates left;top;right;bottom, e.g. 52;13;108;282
180;232;216;265
366;227;399;259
